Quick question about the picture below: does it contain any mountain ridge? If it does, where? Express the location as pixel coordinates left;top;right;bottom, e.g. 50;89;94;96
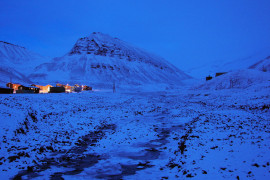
249;56;270;72
30;32;191;87
0;41;51;85
187;51;270;79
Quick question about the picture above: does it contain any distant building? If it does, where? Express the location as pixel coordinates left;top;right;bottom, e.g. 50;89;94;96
55;83;73;92
206;75;213;81
83;85;92;91
6;83;21;93
74;87;82;92
49;87;65;93
16;85;40;94
32;84;53;93
56;83;65;87
215;72;227;77
0;86;13;94
64;84;72;93
52;83;92;92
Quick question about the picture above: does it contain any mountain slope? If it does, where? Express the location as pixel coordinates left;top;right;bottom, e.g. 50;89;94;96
195;69;270;90
0;41;49;85
249;56;270;72
187;52;270;79
0;66;32;85
30;32;191;86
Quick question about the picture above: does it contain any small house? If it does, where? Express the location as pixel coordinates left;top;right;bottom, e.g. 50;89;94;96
32;84;53;93
215;72;227;77
206;75;213;81
49;87;65;93
64;84;72;93
56;83;64;87
16;85;40;94
0;86;13;94
6;83;21;93
55;83;72;92
83;85;92;91
74;87;82;92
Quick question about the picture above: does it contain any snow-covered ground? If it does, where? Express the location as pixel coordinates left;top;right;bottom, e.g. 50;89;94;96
0;83;269;179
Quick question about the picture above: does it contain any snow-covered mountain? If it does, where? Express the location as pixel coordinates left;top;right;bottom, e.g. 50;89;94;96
249;56;270;72
30;32;191;87
0;41;49;85
187;52;270;79
195;69;270;90
0;66;31;85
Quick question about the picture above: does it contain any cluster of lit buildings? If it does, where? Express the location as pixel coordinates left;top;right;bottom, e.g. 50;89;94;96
0;83;92;94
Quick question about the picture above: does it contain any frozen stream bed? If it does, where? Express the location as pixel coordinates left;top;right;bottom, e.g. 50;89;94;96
0;87;269;179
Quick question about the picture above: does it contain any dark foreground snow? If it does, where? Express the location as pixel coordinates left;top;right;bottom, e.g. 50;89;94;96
0;86;269;179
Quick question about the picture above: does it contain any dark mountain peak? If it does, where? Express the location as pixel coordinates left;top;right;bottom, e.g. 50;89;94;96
69;32;118;56
67;32;174;69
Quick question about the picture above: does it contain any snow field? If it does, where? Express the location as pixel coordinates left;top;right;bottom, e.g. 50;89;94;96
0;85;269;179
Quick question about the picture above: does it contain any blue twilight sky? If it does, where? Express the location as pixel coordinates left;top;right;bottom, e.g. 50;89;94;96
1;0;270;70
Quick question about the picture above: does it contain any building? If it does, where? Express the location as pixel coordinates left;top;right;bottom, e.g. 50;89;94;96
16;85;40;94
32;84;53;93
56;83;73;92
49;87;65;93
83;85;92;91
215;72;227;77
74;87;82;92
64;84;72;93
206;75;213;81
0;86;13;94
6;83;21;93
56;83;64;87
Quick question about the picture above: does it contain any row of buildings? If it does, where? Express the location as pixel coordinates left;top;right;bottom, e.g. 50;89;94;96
0;83;92;94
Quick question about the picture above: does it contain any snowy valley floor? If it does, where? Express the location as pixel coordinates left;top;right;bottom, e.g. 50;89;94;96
0;87;269;179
